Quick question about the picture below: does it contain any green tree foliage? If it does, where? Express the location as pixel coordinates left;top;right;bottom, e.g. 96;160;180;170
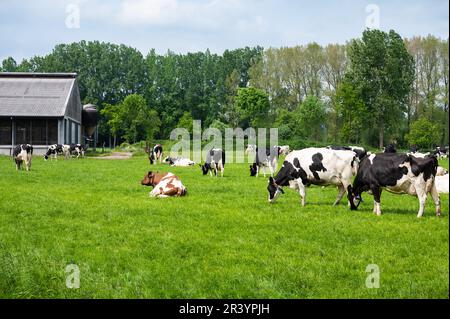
297;96;326;141
274;108;301;140
1;57;17;72
100;103;123;148
334;81;366;143
234;87;270;128
177;112;194;133
100;94;160;144
406;118;441;149
347;29;415;148
7;33;448;148
120;94;160;143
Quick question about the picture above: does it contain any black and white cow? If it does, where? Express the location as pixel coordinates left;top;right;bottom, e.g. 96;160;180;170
348;153;441;218
200;148;225;177
43;144;71;160
13;144;33;171
149;144;163;164
164;156;195;167
327;145;367;160
44;144;62;161
250;146;281;177
409;145;420;153
69;144;85;158
432;146;448;159
277;145;291;156
267;148;358;206
383;144;397;153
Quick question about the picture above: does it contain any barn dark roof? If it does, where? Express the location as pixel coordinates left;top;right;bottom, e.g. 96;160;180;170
0;72;80;119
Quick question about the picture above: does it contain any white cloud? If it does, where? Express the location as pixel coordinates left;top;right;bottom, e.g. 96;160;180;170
116;0;264;30
118;0;179;26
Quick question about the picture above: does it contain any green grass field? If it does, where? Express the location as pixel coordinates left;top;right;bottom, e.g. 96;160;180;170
0;154;448;298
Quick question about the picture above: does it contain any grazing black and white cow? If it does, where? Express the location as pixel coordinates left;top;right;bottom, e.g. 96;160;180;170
327;145;367;160
267;148;358;206
13;144;33;171
149;144;163;164
250;146;281;177
44;144;62;161
200;148;225;177
44;144;71;160
383;144;397;153
348;153;441;218
432;146;448;159
69;144;85;158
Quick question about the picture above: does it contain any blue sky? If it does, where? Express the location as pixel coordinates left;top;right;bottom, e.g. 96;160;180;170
0;0;448;62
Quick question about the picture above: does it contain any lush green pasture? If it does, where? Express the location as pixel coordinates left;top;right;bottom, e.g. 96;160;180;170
0;155;448;298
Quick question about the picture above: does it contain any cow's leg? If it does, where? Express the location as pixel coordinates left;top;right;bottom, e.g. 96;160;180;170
297;179;306;207
333;185;346;206
429;182;441;217
256;166;259;177
15;159;19;171
221;166;224;177
372;186;382;216
415;184;428;218
209;169;213;177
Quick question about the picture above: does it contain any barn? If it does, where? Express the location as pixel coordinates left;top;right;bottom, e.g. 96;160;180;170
0;72;83;155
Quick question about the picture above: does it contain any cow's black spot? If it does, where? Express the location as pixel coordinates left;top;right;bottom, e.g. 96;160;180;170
410;155;438;182
293;158;301;169
309;153;327;180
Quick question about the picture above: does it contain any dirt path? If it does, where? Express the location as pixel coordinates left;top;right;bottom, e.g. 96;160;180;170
92;152;133;160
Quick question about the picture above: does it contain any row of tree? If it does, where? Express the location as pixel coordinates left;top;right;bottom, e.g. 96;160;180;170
1;30;448;149
249;31;448;148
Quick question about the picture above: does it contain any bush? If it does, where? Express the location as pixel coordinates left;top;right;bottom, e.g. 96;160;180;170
406;118;441;149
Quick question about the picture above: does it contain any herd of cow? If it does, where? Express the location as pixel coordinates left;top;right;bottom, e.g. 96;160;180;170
11;141;449;217
12;143;85;171
141;143;449;218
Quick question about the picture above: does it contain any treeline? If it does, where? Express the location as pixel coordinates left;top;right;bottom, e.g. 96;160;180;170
1;30;448;149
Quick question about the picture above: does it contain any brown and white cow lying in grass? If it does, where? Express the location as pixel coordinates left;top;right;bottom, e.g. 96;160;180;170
141;171;187;198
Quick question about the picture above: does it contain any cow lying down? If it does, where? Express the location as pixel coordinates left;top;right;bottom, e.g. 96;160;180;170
435;174;449;194
141;171;187;197
348;153;441;217
164;156;195;167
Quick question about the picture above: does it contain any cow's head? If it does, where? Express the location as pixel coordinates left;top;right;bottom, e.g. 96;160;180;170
200;163;210;175
141;171;155;186
249;163;258;176
347;185;362;210
163;157;174;165
149;151;155;164
267;177;284;203
43;145;55;160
